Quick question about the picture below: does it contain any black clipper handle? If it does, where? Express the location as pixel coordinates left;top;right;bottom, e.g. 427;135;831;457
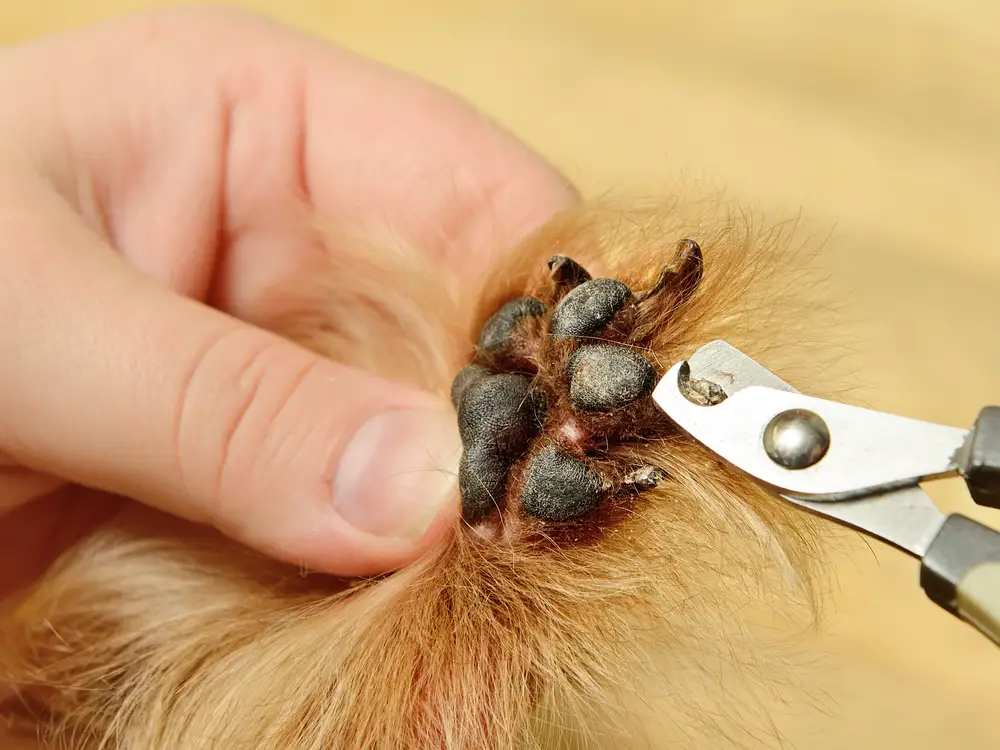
964;406;1000;509
921;514;1000;646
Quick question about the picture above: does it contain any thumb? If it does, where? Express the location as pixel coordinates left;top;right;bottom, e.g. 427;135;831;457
1;188;461;577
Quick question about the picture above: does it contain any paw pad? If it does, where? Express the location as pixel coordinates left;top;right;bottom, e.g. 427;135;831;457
450;364;490;409
477;296;547;352
520;445;604;522
550;278;632;339
456;372;547;519
452;240;703;528
568;344;657;412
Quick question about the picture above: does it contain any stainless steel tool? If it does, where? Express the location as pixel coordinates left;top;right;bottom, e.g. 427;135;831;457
652;340;1000;646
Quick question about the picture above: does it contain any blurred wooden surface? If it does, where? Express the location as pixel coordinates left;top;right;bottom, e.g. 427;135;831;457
5;1;1000;747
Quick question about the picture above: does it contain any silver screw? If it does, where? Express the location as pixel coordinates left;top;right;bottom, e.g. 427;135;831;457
763;409;831;470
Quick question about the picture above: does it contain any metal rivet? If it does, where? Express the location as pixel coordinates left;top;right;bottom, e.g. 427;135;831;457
762;409;831;470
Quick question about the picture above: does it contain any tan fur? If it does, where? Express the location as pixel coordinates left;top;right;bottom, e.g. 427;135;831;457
1;195;841;749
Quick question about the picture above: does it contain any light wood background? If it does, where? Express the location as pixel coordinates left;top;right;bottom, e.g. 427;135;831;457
5;1;1000;747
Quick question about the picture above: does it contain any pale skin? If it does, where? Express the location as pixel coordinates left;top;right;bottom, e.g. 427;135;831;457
0;7;578;598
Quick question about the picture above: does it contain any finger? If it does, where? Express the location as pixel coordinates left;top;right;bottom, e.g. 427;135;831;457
1;7;579;321
0;178;462;577
294;28;580;281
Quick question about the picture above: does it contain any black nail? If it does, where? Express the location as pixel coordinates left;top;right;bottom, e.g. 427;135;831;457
548;255;592;287
635;239;703;304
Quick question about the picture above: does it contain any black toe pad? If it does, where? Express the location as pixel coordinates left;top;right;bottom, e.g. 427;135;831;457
550;279;632;338
520;445;604;522
568;344;656;412
477;297;546;351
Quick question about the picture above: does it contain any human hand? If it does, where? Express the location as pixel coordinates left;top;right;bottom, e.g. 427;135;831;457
0;8;577;594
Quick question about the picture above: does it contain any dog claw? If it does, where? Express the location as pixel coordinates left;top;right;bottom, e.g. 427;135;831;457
548;255;592;288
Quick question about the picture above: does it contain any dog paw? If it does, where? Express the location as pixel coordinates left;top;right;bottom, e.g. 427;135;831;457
452;240;703;531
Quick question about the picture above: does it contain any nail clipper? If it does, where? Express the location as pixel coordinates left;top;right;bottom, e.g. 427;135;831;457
652;340;1000;647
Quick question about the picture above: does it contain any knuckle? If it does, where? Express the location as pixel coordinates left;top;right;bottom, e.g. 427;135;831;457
173;327;315;529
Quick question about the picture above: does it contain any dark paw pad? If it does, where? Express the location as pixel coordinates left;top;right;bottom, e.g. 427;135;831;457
459;441;509;520
450;364;490;409
452;242;700;529
455;373;547;521
568;344;657;412
550;278;633;338
520;445;605;522
477;296;547;352
457;373;546;457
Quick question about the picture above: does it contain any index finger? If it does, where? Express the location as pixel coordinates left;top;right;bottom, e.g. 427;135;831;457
3;8;579;311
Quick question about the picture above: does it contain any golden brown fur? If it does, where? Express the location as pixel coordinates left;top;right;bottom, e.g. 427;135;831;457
1;194;841;749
